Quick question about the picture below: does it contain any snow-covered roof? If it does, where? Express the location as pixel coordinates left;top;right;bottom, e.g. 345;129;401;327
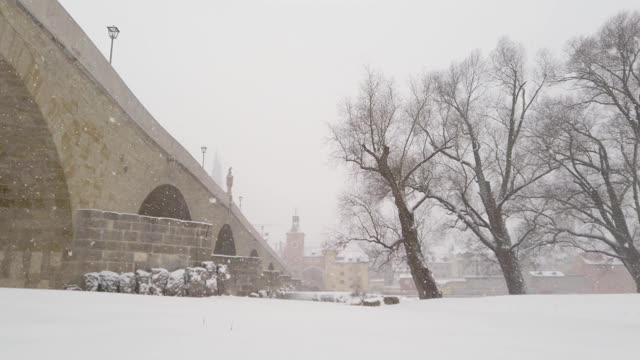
529;271;565;277
580;255;624;266
436;278;466;285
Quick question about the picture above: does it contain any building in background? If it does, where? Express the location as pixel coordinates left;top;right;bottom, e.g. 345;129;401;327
373;249;635;297
281;213;369;293
282;213;305;279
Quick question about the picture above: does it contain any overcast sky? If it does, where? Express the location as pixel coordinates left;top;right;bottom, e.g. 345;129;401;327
59;0;638;249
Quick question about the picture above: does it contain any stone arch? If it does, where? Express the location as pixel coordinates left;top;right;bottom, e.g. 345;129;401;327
138;184;191;221
0;57;73;288
249;249;259;258
214;224;236;256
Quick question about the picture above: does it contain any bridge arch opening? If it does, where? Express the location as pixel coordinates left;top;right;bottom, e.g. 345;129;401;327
138;184;191;221
249;249;259;258
214;224;236;256
0;57;73;288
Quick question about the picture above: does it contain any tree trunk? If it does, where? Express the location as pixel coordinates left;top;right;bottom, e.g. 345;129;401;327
494;248;527;295
403;231;442;299
377;146;441;299
621;247;640;293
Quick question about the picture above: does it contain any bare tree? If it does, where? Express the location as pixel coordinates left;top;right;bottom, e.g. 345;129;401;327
330;70;451;299
531;11;640;292
416;39;554;294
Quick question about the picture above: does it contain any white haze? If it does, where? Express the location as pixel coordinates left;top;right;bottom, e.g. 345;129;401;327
58;0;639;248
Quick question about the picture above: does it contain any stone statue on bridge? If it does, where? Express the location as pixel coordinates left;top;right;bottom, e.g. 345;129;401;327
226;167;234;196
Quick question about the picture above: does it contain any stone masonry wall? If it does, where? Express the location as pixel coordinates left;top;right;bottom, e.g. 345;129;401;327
0;57;72;289
62;209;215;287
212;255;263;296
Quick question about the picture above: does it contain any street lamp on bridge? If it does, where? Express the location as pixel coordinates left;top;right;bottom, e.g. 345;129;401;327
107;25;120;64
201;146;207;168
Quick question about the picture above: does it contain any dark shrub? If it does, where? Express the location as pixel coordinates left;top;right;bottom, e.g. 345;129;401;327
383;296;400;305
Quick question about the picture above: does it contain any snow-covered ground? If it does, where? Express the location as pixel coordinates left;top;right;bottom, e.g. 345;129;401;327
0;289;638;360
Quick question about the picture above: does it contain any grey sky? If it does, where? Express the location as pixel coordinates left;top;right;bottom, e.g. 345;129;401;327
58;0;638;249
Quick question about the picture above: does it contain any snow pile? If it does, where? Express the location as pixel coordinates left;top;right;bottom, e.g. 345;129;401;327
0;290;637;360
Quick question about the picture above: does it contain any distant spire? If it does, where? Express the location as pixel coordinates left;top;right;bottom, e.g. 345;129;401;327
210;150;224;186
291;211;300;232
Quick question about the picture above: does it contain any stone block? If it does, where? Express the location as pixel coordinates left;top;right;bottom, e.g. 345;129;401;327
131;223;151;232
102;251;133;262
123;231;138;242
120;213;141;222
9;251;24;280
124;242;152;253
113;221;131;230
102;229;123;241
49;251;62;268
102;212;120;220
151;224;169;233
152;244;177;254
133;252;148;262
72;249;102;262
140;232;162;243
28;251;42;274
74;227;102;241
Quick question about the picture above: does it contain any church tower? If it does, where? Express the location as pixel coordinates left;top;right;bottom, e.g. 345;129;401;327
283;212;305;278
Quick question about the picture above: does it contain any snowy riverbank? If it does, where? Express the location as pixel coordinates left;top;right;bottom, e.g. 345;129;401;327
0;288;638;360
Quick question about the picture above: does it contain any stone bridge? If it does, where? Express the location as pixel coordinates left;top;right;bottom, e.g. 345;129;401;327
0;0;292;291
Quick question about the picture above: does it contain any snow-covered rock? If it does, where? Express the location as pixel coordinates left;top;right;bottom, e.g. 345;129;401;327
383;296;400;305
98;271;120;292
82;273;100;292
135;270;152;295
362;298;382;307
119;272;136;294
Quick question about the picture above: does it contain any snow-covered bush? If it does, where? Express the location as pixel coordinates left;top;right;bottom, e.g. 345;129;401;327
119;272;136;294
165;269;186;296
83;273;100;291
98;271;120;292
135;270;152;295
149;268;169;295
184;267;208;297
79;260;242;298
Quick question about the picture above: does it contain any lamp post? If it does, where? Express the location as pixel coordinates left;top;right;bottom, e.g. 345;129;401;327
201;146;207;168
107;25;120;64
